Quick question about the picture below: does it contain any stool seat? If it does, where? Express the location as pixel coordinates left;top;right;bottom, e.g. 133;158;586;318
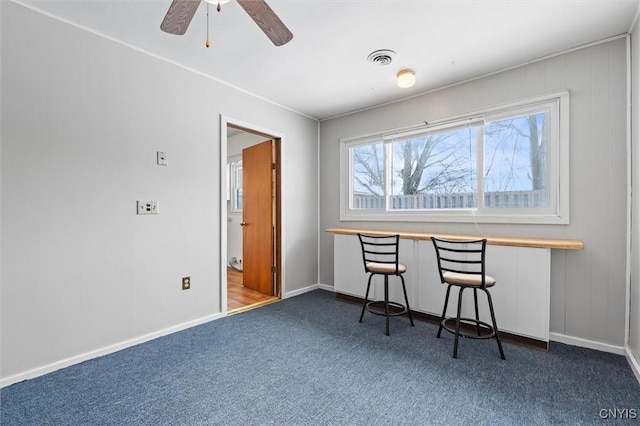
365;262;407;274
443;271;496;287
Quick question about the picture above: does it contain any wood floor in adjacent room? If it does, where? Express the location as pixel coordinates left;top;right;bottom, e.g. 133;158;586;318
227;267;278;313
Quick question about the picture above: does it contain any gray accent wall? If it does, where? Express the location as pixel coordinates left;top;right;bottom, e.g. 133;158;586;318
319;38;628;348
1;3;318;382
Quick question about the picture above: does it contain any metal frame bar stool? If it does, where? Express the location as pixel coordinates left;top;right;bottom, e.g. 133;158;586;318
357;233;414;336
431;237;505;359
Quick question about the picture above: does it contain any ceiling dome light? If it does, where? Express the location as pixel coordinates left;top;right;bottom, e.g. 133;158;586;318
397;69;416;88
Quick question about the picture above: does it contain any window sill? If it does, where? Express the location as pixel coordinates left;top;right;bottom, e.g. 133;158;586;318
340;211;569;225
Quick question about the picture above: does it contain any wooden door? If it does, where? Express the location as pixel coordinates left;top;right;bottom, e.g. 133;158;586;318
242;140;274;295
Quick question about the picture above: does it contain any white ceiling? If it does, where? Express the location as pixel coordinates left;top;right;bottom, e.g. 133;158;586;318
15;0;640;120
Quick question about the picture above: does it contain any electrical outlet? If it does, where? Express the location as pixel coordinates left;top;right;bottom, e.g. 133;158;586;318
137;200;159;215
157;151;168;166
182;276;191;290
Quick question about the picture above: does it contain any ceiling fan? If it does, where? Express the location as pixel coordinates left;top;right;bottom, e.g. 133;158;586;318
160;0;293;46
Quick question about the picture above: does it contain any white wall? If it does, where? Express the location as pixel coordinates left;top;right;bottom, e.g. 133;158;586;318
319;38;628;348
1;3;318;384
630;21;640;366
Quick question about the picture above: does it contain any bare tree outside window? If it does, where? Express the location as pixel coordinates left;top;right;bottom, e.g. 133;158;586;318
349;110;550;211
484;112;547;207
389;128;477;209
351;142;384;208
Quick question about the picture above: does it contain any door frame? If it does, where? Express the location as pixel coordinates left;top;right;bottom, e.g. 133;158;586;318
219;115;283;314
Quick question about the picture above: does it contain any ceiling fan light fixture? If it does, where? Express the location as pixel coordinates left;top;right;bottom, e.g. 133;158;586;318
397;69;416;88
205;0;231;5
161;0;293;46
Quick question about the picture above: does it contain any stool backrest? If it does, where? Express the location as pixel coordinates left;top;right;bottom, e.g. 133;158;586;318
357;233;401;275
431;237;488;287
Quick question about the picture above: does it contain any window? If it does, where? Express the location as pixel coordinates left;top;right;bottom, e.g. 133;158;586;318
341;92;569;224
388;124;479;210
228;158;243;212
483;110;548;209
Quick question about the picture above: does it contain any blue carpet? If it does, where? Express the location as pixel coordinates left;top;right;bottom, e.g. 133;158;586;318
1;289;639;425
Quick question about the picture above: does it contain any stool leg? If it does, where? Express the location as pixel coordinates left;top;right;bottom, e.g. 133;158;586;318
473;288;481;336
384;275;390;336
400;275;414;327
453;287;465;359
437;284;453;338
484;289;506;360
359;274;374;323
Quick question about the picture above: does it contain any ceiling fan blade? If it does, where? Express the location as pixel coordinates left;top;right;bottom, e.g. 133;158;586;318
236;0;293;46
160;0;202;35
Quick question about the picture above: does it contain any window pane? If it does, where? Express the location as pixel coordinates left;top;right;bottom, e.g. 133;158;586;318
230;161;243;212
484;112;547;208
389;127;478;209
235;165;243;187
351;142;384;209
234;188;243;211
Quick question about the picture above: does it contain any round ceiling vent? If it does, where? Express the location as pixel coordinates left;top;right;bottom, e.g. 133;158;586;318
367;49;396;66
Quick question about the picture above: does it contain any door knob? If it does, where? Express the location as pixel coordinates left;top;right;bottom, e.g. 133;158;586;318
240;222;247;227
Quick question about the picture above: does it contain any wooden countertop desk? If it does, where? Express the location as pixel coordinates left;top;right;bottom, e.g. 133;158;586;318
326;228;583;250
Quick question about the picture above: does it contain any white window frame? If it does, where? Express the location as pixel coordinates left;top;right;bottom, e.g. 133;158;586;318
339;91;570;224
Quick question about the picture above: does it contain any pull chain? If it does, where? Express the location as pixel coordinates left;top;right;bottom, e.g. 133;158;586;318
205;2;210;48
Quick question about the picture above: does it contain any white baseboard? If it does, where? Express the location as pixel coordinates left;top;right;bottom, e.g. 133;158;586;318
282;283;333;299
549;332;626;355
317;283;335;292
625;347;640;384
0;312;225;389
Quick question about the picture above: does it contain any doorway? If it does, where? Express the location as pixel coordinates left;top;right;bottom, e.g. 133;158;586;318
221;118;282;314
